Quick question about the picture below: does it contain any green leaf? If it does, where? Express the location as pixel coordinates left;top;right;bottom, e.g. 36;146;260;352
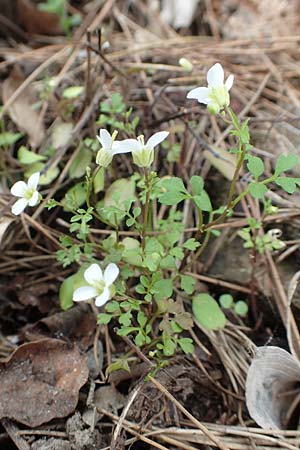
137;311;147;328
97;313;112;325
59;267;86;310
61;182;87;211
159;191;187;205
178;338;194;354
275;177;300;194
117;326;137;336
153;279;173;301
234;300;248;317
219;294;233;309
69;149;92;179
249;182;268;199
106;358;130;374
93;167;105;194
105;300;121;313
0;132;23;147
275;154;298;176
183;238;200;251
247;155;264;179
190;175;204;195
104;178;135;211
18;146;46;164
193;191;212;211
62;86;84;99
192;293;226;330
180;275;196;295
170;247;184;259
240;119;250;144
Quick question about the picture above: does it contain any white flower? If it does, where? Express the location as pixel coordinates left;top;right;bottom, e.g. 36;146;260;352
118;131;169;167
187;63;234;114
96;129;131;167
10;172;40;215
73;263;119;307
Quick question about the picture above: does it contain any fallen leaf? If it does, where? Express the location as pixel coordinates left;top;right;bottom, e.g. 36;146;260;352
0;217;14;249
0;339;88;427
246;346;300;429
51;122;73;149
17;0;61;35
23;305;96;350
82;385;126;426
2;66;45;148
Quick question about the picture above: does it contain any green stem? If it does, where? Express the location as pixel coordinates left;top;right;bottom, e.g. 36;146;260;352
141;168;150;252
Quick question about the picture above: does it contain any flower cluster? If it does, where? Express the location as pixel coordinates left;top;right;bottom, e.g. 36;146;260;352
96;130;169;168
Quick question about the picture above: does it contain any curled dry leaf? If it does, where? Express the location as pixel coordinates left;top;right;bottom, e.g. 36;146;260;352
17;0;61;35
246;346;300;429
0;339;88;427
2;66;45;148
0;217;14;249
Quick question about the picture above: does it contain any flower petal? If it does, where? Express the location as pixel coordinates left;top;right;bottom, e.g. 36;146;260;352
84;263;103;285
28;190;39;206
225;74;234;91
98;129;112;150
186;87;210;104
73;286;97;302
103;263;119;286
27;172;40;190
146;131;169;149
207;63;224;88
113;139;139;154
111;140;133;155
11;198;28;215
95;287;110;307
10;181;28;197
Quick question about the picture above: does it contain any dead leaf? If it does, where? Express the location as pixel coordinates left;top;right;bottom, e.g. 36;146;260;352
17;0;61;35
0;339;88;427
82;385;126;426
2;66;45;148
51;122;73;149
0;217;14;249
246;346;300;429
22;304;96;350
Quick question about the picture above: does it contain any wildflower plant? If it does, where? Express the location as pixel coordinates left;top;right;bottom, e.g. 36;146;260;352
16;61;300;372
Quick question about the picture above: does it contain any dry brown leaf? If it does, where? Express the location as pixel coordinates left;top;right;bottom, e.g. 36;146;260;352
17;0;61;35
246;346;300;429
0;217;14;249
2;66;45;148
23;305;96;350
0;339;88;427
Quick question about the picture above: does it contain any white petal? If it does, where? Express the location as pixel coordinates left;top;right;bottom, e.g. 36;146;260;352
84;263;103;285
207;63;224;88
10;181;27;197
113;139;139;154
28;190;39;206
27;172;40;190
186;87;210;104
98;129;112;150
146;131;169;149
111;140;133;155
11;198;28;215
225;74;234;91
103;263;119;286
95;287;110;307
73;285;97;302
